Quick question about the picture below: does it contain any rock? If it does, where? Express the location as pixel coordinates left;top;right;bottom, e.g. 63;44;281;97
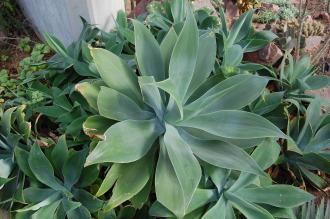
225;0;239;27
128;0;152;17
305;15;313;23
320;12;330;22
304;36;323;51
244;43;283;65
254;23;266;31
261;3;280;13
306;87;330;103
259;43;283;65
313;12;322;19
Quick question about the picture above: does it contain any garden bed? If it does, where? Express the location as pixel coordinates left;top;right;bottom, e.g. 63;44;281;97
1;0;330;218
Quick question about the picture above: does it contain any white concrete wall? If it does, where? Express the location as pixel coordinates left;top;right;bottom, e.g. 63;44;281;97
18;0;125;46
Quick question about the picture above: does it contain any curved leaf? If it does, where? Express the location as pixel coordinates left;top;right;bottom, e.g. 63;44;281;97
91;48;142;102
104;154;153;210
180;130;265;175
97;86;153;121
28;145;67;192
235;185;314;208
133;20;165;81
85;119;161;165
178;110;286;139
185;74;268;114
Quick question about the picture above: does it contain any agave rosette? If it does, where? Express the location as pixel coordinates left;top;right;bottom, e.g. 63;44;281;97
76;6;302;218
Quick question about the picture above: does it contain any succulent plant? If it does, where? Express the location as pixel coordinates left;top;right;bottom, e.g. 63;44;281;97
237;0;261;14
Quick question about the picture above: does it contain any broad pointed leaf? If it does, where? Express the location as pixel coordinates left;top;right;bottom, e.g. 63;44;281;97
133;20;165;81
178;110;286;139
85;119;161;165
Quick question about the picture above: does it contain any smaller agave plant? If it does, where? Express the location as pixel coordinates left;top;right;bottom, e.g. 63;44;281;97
282;97;330;189
0;106;31;210
14;136;102;218
279;54;330;105
294;198;330;219
215;9;277;77
77;4;313;218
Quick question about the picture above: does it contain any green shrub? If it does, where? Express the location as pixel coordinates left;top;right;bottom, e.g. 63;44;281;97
256;9;278;23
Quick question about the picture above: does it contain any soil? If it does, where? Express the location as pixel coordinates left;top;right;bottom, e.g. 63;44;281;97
0;0;41;77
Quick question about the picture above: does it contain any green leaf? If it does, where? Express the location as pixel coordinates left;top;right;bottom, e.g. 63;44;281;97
83;116;114;140
96;164;121;197
229;139;281;192
185;32;217;100
305;75;330;90
240;30;277;53
138;76;165;119
67;206;91;219
62;198;81;213
186;189;217;214
155;140;185;218
16;192;61;212
185;74;268;114
28;145;67;192
131;179;152;209
149;201;175;218
14;147;34;177
164;124;201;209
160;28;178;77
0;107;15;136
97;86;153;121
133;20;165;81
85;119;161;165
202;197;228;219
181;130;265;175
225;192;274;219
104;153;153;210
171;0;187;23
44;33;73;63
305;123;330;152
62;149;87;190
91;48;142;102
76;165;99;188
178;110;287;139
23;187;56;204
168;8;199;103
226;10;254;47
72;188;103;213
75;81;101;111
235;185;314;208
31;200;61;219
51;135;68;174
156;125;201;218
223;44;243;67
252;92;284;115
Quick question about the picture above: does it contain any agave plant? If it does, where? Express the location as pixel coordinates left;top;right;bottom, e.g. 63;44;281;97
278;54;330;106
14;136;102;218
294;198;330;219
75;4;316;218
0;106;31;210
146;0;218;36
216;9;277;77
282;97;330;188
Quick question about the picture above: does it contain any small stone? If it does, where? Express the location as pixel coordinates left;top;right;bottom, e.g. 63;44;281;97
305;15;313;23
258;43;283;65
244;43;283;66
320;12;330;22
261;3;280;13
304;36;323;51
